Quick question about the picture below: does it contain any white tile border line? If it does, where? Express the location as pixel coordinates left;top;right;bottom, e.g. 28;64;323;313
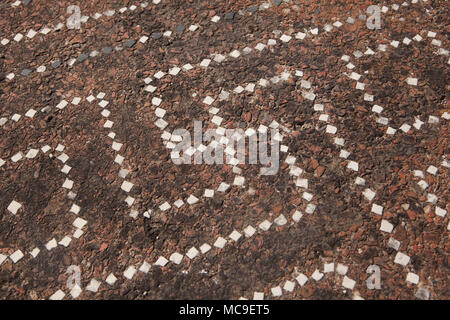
1;0;424;82
331;40;448;297
412;159;449;227
0;1;160;47
1;0;278;81
1;1;160;80
354;157;449;295
0;94;80;132
274;5;450;276
237;260;364;300
51;205;315;300
159;65;295;176
0;0;312;47
285;54;448;300
0;6;308;131
1;0;281;79
194;65;318;185
342;30;449;136
140;0;428;89
235;127;448;300
149;62;327;210
0;142;88;269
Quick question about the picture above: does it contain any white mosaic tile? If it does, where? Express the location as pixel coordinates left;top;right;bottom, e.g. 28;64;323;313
380;219;394;233
49;290;65;300
388;237;401;251
14;33;23;42
280;34;292;42
70;284;82;298
204;189;214;198
217;182;230;192
58;236;72;247
159;202;171;211
7;200;22;214
73;217;87;229
45;238;58;250
86;279;101;292
10;250;24;263
253;292;264;300
187;195;199;205
296;273;308;286
362;188;376;201
324;263;334;273
296;178;308;189
124;266;137;279
271;286;282;297
106;273;118;285
274;214;287;226
213;237;227;249
426;165;438;175
347;161;359;172
311;269;324;281
406;272;419;285
244;225;256;237
371;204;383;215
283;280;295;292
174;199;184;208
426;193;438;204
73;229;84;238
292;211;303;223
121;181;134;192
259;220;272;231
394;252;410;266
342;276;356;290
229;230;242;242
186;247;199;259
200;243;212;254
30;248;40;258
70;204;80;214
62;178;74;189
435;206;447;218
336;263;348;275
406;77;418;86
305;204;316;214
169;252;183;264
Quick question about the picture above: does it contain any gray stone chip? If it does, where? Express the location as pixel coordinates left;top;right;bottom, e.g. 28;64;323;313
175;25;185;33
124;39;136;48
152;32;163;39
77;53;89;62
21;69;32;76
225;12;234;20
